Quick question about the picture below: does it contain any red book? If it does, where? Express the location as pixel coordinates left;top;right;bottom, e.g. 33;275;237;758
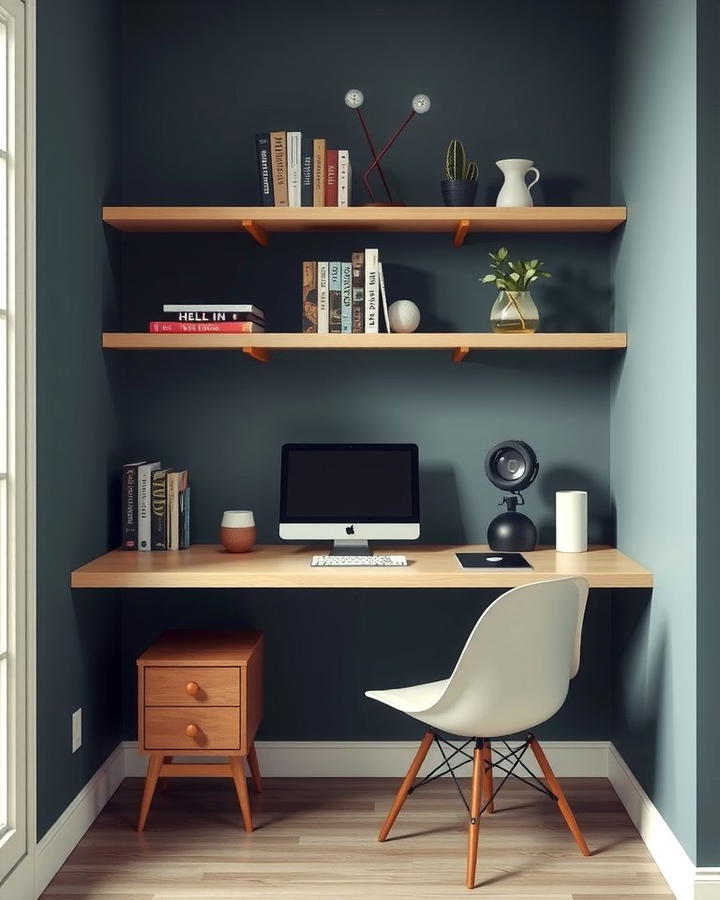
148;322;265;334
325;149;338;206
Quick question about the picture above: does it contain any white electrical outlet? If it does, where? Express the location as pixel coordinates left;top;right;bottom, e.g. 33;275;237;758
72;708;82;753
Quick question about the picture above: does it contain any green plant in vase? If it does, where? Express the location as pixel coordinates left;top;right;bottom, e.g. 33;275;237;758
480;247;551;334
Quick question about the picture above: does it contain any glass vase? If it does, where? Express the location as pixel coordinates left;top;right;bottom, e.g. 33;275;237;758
490;290;539;334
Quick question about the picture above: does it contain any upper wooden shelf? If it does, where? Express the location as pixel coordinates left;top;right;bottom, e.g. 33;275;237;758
102;206;627;247
70;544;652;590
102;332;627;363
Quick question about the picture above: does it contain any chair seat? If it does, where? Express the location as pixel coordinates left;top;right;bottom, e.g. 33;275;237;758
365;679;450;715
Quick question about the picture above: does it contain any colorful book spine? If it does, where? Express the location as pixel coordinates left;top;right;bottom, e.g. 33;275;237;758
302;261;318;333
179;486;191;550
150;469;169;550
270;131;288;207
313;139;326;207
338;150;351;207
364;249;379;334
351;251;365;333
317;262;329;334
341;262;352;333
255;133;274;206
137;461;161;550
167;312;264;324
122;462;144;550
328;262;342;333
287;131;302;207
301;138;313;207
167;471;188;551
325;149;338;206
148;322;264;333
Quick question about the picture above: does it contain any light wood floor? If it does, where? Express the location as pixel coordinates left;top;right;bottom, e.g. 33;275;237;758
42;776;672;899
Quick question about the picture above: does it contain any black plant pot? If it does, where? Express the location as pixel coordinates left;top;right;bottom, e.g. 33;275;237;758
441;179;478;207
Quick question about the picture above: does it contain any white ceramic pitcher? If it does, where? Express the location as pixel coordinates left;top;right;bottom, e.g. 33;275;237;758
495;158;540;207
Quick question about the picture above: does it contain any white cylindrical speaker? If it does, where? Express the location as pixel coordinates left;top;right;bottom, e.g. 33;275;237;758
555;491;588;553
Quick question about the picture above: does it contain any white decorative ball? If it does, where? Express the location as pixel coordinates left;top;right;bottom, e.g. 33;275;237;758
388;300;421;333
411;94;431;114
344;89;364;109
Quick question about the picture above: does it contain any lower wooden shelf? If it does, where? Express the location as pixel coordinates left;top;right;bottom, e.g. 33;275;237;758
102;332;627;362
70;544;653;589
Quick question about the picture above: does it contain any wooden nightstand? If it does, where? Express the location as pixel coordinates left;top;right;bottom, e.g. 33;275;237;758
136;629;263;832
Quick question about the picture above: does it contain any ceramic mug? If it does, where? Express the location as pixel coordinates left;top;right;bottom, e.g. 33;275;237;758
220;510;256;553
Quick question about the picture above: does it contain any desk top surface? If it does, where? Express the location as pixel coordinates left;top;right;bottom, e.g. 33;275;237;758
71;544;652;589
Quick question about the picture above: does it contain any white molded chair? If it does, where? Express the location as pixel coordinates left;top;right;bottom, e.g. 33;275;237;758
365;577;590;889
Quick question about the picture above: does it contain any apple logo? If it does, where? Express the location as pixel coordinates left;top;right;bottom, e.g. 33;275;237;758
346;525;355;535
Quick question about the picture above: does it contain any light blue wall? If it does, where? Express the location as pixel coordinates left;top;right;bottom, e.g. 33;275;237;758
611;0;697;859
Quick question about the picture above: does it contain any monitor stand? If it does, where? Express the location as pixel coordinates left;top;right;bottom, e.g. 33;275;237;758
329;539;372;556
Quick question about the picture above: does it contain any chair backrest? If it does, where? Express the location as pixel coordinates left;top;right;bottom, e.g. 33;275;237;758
427;577;588;739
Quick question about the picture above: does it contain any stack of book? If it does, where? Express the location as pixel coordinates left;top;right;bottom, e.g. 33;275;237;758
148;304;266;334
256;133;350;207
302;250;389;334
122;462;190;551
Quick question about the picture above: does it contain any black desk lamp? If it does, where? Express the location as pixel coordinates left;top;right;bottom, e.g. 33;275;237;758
485;440;539;552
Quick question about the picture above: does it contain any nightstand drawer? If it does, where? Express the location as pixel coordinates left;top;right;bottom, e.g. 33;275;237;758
144;707;240;750
145;666;240;706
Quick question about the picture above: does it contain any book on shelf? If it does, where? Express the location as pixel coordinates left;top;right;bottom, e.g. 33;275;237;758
270;131;288;207
163;303;264;317
317;261;329;333
148;321;265;334
328;261;342;334
313;138;326;207
364;248;379;334
325;149;338;207
338;150;351;207
378;262;391;332
179;486;191;550
287;131;302;207
341;261;352;334
301;137;313;207
302;260;318;333
150;468;171;550
167;470;188;551
122;461;145;550
351;251;365;333
255;133;274;206
122;463;189;551
138;461;161;550
164;311;264;324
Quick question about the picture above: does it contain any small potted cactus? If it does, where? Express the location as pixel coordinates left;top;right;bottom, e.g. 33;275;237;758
441;139;478;206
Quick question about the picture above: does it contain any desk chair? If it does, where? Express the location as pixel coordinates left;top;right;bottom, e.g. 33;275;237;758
365;577;590;889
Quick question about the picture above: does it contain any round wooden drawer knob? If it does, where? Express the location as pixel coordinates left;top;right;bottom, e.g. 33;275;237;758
185;681;200;696
185;723;199;738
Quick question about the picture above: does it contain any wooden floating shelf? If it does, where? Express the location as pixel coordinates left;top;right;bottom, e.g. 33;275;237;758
102;332;627;362
70;544;653;590
102;206;627;247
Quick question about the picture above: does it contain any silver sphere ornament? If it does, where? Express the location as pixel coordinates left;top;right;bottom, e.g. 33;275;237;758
411;94;431;114
344;89;364;109
388;300;421;334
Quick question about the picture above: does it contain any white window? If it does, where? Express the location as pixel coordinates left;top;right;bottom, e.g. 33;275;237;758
0;0;31;884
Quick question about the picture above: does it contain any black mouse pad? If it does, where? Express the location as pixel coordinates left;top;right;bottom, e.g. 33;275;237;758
456;552;533;569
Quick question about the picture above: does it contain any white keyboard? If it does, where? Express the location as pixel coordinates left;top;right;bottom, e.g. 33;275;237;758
312;555;408;567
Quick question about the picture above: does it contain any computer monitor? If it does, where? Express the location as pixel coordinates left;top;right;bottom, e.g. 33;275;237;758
279;443;420;554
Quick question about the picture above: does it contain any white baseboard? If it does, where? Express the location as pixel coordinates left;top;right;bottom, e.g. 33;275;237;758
122;738;610;779
608;743;720;900
35;743;125;897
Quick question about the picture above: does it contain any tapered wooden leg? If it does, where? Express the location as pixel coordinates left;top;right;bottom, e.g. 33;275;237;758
136;754;163;832
529;736;590;856
378;730;434;841
159;755;173;792
229;756;253;833
466;741;484;889
482;740;494;814
247;742;263;793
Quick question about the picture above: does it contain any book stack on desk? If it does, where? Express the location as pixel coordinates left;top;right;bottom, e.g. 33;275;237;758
148;304;266;334
122;462;190;550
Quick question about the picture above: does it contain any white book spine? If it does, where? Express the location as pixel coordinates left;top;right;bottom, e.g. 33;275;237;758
287;132;302;207
317;262;329;333
137;462;161;551
337;150;350;207
364;249;379;333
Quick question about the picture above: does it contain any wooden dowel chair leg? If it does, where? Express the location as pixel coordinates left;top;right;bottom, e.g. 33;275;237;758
466;740;484;889
482;740;494;814
136;754;163;832
378;730;434;842
247;742;263;793
529;736;590;857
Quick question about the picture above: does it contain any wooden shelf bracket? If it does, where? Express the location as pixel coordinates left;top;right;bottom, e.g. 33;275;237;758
241;219;269;247
242;346;270;363
453;346;470;363
453;219;471;248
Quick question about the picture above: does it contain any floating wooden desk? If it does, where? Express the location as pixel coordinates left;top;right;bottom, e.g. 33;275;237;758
71;544;652;590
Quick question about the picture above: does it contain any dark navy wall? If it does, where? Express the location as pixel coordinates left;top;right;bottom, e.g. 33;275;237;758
36;0;122;839
116;0;617;742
